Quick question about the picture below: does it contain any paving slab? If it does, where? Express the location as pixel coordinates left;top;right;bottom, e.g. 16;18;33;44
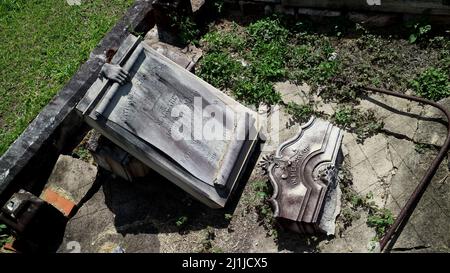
413;97;449;147
42;155;98;205
351;159;379;193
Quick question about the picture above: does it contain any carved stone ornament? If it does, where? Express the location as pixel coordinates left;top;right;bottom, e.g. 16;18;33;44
268;116;343;235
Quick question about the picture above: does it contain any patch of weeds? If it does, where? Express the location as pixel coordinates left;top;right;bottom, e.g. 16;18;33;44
197;52;242;89
333;107;384;142
198;16;445;145
285;102;315;123
0;224;12;248
414;143;435;154
247;17;289;45
224;213;233;221
249;41;287;80
334;107;353;126
170;14;200;45
337;163;360;233
286;38;339;84
366;208;395;240
250;179;278;238
72;146;91;162
410;67;450;101
176;216;189;228
338;162;394;239
233;79;281;106
201;27;245;53
199;226;216;253
339;207;361;230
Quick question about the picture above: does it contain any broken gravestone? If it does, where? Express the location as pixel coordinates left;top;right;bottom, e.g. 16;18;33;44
268;117;343;235
76;34;260;208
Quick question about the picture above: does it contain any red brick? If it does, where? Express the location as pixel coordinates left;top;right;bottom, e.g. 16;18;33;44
42;189;76;217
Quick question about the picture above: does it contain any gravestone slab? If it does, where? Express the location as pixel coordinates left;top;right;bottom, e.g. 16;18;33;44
268;117;343;235
76;34;259;208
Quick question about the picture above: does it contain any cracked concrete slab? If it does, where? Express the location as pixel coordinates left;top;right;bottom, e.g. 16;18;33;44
42;155;98;205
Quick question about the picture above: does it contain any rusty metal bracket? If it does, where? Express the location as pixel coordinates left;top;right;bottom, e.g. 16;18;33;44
362;86;450;252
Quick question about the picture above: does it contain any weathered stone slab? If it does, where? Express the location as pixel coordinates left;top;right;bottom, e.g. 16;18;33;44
413;97;450;147
77;34;260;208
268;116;343;235
41;155;98;205
281;0;450;15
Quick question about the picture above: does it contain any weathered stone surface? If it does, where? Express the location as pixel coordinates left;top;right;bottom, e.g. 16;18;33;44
347;12;400;27
297;8;341;17
41;155;98;204
268;117;343;235
275;81;310;105
77;35;259;208
281;0;450;15
57;174;175;253
351;159;379;193
144;26;203;72
413;97;449;147
342;218;377;253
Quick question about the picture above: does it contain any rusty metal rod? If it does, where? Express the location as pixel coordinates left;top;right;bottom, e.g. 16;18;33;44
361;86;450;252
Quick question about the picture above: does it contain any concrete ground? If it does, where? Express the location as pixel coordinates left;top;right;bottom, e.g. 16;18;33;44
49;80;450;253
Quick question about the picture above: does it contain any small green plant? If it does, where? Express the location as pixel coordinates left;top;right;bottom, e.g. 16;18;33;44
212;0;224;14
199;226;216;253
338;162;395;239
410;67;450;101
367;209;395;240
170;14;200;45
224;213;233;221
175;216;188;228
73;146;91;162
250;180;278;237
285;102;315;123
0;224;11;248
334;107;353;126
408;23;431;44
414;143;434;154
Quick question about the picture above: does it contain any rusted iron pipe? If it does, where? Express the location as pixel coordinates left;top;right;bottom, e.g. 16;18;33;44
361;86;450;252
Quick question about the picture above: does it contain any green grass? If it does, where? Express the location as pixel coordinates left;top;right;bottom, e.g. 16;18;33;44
0;0;134;155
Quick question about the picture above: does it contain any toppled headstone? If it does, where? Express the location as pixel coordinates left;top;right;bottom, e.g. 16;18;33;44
77;34;259;208
268;116;343;235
